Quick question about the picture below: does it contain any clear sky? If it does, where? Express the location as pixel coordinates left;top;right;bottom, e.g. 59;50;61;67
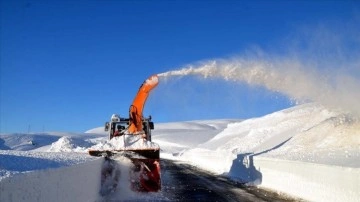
1;0;359;133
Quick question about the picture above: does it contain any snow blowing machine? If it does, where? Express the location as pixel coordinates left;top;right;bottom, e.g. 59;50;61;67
88;75;161;195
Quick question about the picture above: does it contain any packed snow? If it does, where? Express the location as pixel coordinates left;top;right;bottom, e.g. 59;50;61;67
89;135;160;151
0;103;359;201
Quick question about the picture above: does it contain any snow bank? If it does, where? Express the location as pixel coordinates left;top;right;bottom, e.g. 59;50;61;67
48;136;93;152
0;159;103;202
0;153;164;201
0;150;96;181
253;157;360;202
157;103;360;202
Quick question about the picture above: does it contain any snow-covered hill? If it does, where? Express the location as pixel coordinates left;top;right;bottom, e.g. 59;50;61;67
174;103;360;168
0;103;359;201
159;103;360;201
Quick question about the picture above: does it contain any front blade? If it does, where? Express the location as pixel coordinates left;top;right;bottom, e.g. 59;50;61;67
90;149;161;194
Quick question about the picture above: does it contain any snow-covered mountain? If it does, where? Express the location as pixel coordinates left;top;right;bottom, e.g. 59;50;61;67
0;103;359;201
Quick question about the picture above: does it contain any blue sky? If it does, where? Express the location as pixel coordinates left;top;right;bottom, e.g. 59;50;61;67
1;0;358;133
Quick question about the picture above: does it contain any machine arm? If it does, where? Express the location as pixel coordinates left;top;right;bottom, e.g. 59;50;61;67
128;75;159;134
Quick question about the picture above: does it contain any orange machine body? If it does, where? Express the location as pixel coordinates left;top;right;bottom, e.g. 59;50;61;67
128;75;159;134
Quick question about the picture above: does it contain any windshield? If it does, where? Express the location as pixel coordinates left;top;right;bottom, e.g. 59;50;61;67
113;122;128;131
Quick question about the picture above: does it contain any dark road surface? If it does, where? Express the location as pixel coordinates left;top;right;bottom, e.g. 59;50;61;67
159;159;298;202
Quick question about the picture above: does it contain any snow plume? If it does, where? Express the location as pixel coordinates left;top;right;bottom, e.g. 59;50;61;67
158;22;360;115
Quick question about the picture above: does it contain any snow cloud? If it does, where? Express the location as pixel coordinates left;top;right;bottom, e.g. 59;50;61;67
158;20;360;116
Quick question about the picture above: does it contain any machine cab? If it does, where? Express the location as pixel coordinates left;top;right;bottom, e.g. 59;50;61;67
104;114;154;140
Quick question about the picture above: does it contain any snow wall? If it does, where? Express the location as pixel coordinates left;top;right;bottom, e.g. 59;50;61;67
253;157;360;202
0;159;103;202
175;149;360;202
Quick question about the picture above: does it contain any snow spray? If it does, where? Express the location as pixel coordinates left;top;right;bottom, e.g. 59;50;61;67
157;57;360;115
157;21;360;115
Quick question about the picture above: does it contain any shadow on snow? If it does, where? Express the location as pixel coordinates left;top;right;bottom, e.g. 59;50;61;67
227;137;292;185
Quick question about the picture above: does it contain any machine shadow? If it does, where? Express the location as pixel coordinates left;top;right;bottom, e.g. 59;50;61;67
227;137;292;186
228;153;262;185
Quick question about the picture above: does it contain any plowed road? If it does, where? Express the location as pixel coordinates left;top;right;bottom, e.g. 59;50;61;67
160;159;298;202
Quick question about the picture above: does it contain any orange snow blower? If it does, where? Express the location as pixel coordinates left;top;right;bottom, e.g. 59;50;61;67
88;75;161;194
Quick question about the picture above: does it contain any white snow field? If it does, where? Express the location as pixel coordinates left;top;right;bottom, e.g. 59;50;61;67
0;103;359;201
